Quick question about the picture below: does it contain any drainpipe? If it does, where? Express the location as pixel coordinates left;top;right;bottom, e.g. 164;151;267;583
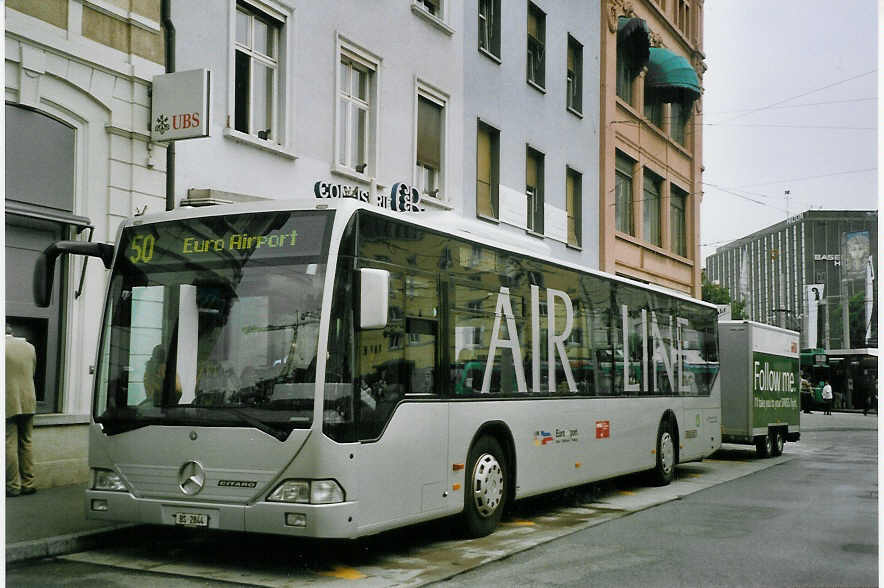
162;0;175;211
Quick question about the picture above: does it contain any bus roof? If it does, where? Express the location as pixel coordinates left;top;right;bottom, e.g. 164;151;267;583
120;197;717;311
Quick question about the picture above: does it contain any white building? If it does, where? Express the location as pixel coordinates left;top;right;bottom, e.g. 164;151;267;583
5;0;601;487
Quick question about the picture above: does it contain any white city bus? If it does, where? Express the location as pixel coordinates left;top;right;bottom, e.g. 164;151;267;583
36;197;721;538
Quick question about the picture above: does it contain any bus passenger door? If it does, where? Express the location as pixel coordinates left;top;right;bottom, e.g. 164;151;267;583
354;270;449;529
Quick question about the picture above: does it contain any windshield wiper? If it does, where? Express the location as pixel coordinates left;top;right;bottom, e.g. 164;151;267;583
197;406;289;441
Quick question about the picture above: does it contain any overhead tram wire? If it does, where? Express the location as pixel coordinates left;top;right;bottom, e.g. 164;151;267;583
707;68;877;126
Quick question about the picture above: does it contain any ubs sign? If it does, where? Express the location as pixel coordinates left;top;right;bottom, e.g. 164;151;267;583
151;69;210;142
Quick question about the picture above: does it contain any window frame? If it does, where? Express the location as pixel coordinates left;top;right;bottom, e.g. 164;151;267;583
526;2;546;90
566;35;583;115
411;0;454;35
226;0;292;155
566;166;582;248
414;82;449;202
526;145;545;235
476;119;500;221
478;0;501;60
615;150;635;236
334;37;381;180
643;168;663;247
670;183;688;257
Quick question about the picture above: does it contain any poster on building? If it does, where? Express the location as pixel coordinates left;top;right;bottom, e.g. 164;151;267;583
804;284;824;349
841;231;870;280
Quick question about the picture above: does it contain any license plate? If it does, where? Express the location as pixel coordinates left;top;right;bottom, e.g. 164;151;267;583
174;512;208;527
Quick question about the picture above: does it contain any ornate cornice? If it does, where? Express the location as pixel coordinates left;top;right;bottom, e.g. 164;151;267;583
649;30;664;48
607;0;636;33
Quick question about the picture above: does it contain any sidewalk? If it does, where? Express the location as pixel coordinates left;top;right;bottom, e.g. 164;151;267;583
5;483;134;564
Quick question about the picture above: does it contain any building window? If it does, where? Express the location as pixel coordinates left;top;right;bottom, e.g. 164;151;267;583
476;121;500;219
615;151;635;235
643;169;662;247
676;0;691;39
616;48;636;103
567;35;582;114
416;91;446;199
644;86;663;128
566;167;582;247
671;100;690;146
478;0;500;58
336;44;378;176
416;0;442;17
527;2;545;89
671;184;688;257
234;2;282;141
526;146;544;234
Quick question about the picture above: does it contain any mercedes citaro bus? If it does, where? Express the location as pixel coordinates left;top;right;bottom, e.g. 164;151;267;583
34;196;720;539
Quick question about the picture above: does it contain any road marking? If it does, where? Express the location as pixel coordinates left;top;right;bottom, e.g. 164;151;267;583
319;566;367;580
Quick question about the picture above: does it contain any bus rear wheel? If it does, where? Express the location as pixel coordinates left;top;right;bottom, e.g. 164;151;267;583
650;421;676;486
463;435;507;537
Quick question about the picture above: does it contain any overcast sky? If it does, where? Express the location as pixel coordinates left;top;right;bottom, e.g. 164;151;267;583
700;1;878;264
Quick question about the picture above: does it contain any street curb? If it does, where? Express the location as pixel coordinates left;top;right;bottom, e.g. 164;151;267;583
6;524;137;565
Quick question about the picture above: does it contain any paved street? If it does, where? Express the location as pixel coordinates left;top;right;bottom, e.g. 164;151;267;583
7;412;877;587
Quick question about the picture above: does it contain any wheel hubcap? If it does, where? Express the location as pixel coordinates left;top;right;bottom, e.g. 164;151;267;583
660;432;675;475
472;453;504;518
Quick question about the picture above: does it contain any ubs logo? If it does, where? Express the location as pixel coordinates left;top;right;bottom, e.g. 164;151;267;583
178;461;206;496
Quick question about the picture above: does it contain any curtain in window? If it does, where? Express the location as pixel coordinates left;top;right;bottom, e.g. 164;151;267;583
670;186;687;257
566;169;581;246
476;124;495;217
643;171;662;246
417;96;442;169
671;101;687;145
615;153;634;235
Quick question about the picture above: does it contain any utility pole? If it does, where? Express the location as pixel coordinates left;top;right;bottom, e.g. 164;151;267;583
162;0;175;211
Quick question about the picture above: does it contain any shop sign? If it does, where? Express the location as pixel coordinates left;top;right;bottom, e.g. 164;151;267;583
151;69;210;142
314;180;423;212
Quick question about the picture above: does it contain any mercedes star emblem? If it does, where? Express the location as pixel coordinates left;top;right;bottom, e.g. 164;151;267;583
178;460;206;496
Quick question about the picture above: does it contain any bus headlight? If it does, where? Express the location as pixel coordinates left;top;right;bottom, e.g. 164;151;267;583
92;468;128;492
310;480;345;504
267;479;344;504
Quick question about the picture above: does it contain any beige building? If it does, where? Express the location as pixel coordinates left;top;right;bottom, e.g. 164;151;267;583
599;0;705;296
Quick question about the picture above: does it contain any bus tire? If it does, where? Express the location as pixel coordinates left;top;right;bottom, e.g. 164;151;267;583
650;420;676;486
463;435;507;537
755;433;772;458
770;429;784;457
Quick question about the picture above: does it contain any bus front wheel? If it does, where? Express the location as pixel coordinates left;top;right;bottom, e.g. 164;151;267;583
463;435;507;537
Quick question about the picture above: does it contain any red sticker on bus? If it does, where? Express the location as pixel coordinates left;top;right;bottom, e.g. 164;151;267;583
595;421;610;439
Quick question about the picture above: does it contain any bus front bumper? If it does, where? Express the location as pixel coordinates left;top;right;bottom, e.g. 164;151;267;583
85;489;359;538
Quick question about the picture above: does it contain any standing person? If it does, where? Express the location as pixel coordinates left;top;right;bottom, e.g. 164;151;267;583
821;380;834;416
6;326;37;497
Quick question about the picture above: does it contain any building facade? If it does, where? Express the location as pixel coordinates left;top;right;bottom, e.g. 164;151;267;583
5;0;165;486
6;1;604;487
599;0;705;297
705;210;878;351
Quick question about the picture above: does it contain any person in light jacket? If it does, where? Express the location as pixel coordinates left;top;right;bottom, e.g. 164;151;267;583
821;380;834;416
6;326;37;496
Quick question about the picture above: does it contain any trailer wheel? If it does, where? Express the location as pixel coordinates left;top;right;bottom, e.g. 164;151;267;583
650;420;676;486
770;429;784;457
755;433;772;458
462;435;507;537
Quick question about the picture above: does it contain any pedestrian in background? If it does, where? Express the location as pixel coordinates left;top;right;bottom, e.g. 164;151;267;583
821;380;833;416
6;325;38;497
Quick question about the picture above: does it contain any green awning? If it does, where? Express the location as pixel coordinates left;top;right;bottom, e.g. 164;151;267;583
646;47;701;103
617;17;650;72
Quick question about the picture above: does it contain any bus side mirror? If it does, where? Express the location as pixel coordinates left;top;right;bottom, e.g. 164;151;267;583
33;241;115;307
358;268;389;329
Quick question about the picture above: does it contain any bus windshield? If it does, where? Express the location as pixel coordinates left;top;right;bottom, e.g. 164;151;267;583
93;210;333;440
